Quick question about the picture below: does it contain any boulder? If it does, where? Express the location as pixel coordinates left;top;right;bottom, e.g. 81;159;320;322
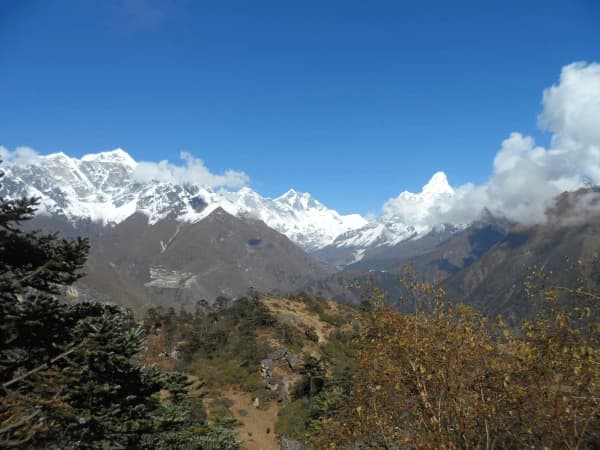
261;358;275;373
269;348;287;360
286;353;300;371
280;435;309;450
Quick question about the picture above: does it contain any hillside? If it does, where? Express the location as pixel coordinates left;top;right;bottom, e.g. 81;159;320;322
348;212;511;277
306;190;600;324
72;208;332;312
10;149;600;323
138;280;599;449
444;189;600;323
3;185;598;448
140;293;361;450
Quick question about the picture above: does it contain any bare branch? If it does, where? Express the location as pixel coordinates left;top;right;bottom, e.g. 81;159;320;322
0;410;41;435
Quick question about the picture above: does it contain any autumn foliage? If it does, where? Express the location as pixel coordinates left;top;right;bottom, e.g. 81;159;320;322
310;270;599;449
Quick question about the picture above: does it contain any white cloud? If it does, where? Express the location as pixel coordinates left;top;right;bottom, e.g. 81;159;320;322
382;172;454;227
539;61;600;150
0;146;42;165
133;151;250;188
383;61;600;226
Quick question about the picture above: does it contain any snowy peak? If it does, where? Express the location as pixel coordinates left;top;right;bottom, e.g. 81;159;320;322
276;189;322;211
81;148;137;169
394;171;454;205
227;187;368;251
327;171;461;263
384;171;456;222
422;171;453;196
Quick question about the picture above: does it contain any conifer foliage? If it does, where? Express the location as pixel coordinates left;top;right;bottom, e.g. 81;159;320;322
0;164;239;448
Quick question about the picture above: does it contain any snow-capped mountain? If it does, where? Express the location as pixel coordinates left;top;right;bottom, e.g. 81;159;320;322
1;149;367;251
334;173;458;246
316;172;463;265
225;187;367;250
1;149;467;260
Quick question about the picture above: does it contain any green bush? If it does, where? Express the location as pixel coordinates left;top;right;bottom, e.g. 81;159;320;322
203;357;252;387
154;425;242;450
318;312;345;327
241;373;265;395
0;176;231;448
275;398;312;440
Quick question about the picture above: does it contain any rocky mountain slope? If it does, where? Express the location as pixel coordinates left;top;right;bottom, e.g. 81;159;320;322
70;208;332;312
5;149;600;320
443;188;600;323
140;293;361;450
349;211;512;276
306;190;600;318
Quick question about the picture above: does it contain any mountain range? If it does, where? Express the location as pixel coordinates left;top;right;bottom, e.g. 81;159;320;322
1;149;461;256
3;148;600;317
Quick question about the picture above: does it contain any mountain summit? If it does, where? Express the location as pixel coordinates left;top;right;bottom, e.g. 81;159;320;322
80;148;137;168
422;171;454;196
315;171;461;266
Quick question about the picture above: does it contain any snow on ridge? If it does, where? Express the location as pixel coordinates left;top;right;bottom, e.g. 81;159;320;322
329;172;462;259
81;148;138;169
226;186;368;251
2;149;368;250
2;149;462;253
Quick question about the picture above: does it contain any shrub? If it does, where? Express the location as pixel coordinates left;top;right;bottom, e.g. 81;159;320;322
304;326;319;342
275;398;312;441
309;275;600;449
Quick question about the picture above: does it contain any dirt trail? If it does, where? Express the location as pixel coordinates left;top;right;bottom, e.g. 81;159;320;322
224;389;279;450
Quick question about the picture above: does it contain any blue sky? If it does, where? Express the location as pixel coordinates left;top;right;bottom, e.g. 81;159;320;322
0;0;598;214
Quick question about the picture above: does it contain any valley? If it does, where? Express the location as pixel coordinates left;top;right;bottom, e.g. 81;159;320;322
9;149;600;320
2;150;600;448
2;5;599;447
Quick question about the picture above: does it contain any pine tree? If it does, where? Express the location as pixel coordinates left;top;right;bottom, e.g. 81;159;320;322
0;163;241;448
0;160;93;441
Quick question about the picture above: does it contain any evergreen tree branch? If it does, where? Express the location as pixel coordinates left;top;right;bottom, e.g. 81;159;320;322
2;339;87;391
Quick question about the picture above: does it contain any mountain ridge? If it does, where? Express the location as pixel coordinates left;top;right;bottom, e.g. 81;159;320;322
1;149;368;251
1;148;464;256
